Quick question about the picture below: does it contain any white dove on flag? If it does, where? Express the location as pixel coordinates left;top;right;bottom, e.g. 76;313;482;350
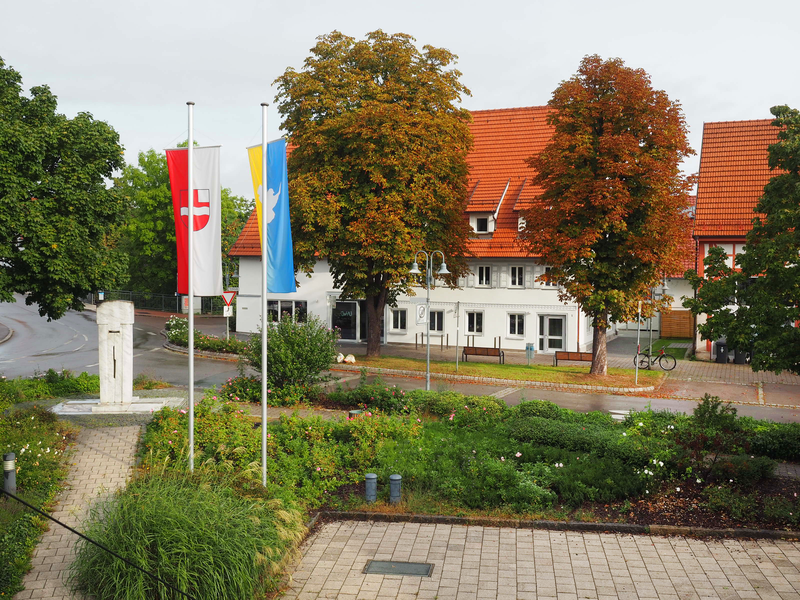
257;183;281;224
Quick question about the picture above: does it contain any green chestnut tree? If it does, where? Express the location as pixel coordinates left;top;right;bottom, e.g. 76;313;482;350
0;57;127;319
684;105;800;375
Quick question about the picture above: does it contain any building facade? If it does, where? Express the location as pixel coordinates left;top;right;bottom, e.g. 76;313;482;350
230;106;694;354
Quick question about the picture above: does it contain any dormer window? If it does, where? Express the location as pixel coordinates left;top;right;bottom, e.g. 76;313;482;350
470;213;494;234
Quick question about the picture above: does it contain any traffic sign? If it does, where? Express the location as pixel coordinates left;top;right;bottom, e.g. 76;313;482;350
221;291;237;306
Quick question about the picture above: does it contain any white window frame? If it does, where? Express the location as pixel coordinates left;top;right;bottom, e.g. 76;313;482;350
391;308;407;332
538;314;566;352
508;313;525;337
540;266;557;287
509;265;524;288
429;310;444;333
466;310;484;335
268;300;308;322
478;266;492;287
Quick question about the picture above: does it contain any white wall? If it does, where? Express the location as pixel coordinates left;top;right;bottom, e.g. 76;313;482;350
237;256;592;353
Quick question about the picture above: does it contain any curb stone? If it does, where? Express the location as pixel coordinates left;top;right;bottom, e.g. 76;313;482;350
317;510;800;540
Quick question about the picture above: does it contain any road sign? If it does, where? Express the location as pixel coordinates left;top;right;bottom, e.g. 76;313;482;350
221;291;237;306
223;305;233;318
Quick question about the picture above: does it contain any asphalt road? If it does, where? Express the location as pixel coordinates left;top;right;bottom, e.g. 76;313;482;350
2;296;799;423
0;295;241;389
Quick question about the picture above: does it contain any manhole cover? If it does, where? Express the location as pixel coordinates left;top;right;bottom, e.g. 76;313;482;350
363;560;434;577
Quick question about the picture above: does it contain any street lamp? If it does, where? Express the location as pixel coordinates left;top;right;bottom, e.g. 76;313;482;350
409;250;449;391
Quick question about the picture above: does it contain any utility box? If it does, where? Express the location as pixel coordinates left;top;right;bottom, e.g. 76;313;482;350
94;301;134;411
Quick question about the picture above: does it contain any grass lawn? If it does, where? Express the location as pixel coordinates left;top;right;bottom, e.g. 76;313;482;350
646;337;692;360
347;355;664;387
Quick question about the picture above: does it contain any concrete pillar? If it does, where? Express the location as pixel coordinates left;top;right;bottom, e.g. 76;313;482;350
95;301;134;410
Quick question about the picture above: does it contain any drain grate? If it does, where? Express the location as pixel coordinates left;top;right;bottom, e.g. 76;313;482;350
363;560;434;577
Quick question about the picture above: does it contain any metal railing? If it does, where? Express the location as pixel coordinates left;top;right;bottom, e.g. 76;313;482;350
83;291;228;316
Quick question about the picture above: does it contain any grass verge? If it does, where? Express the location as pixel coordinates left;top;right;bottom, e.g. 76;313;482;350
342;355;664;387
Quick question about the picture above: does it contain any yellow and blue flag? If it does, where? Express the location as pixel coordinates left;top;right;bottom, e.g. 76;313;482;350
247;139;296;293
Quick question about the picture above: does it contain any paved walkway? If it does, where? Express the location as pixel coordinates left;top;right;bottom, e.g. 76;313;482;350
284;521;800;600
13;426;140;600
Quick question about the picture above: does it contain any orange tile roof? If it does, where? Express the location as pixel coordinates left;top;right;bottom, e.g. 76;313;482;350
465;107;553;257
694;119;781;238
230;106;553;259
228;209;261;256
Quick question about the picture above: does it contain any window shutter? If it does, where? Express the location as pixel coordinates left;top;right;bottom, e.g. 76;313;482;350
525;266;533;288
491;268;498;288
500;266;508;288
458;276;466;287
468;274;475;287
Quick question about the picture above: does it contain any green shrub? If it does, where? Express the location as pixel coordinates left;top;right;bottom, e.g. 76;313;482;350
763;497;800;527
327;381;409;413
708;454;776;488
701;485;757;522
164;315;247;354
0;407;74;596
745;421;800;461
0;371;99;409
68;470;305;600
405;390;508;428
245;314;338;390
506;415;658;466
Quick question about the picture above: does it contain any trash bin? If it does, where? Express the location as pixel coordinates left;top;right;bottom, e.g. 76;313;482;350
526;343;536;366
715;341;728;363
733;348;748;364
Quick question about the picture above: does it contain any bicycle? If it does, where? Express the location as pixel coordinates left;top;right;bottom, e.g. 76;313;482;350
634;347;677;371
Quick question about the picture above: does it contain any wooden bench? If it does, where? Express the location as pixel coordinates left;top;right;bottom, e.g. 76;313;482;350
553;351;593;366
462;346;505;364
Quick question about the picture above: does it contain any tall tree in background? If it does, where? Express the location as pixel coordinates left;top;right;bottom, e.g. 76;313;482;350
521;55;694;375
684;105;800;375
0;57;127;319
275;30;474;357
117;149;252;294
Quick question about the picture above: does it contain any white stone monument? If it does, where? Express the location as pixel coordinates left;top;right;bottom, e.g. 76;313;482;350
93;300;134;412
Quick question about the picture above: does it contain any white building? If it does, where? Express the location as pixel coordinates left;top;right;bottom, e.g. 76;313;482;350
230;107;693;354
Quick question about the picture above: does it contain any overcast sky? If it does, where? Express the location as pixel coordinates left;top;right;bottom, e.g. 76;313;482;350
4;0;799;199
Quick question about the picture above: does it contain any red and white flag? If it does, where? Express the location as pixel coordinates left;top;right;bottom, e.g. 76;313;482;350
166;146;223;296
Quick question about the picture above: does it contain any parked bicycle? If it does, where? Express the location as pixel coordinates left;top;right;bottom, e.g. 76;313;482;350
634;347;677;371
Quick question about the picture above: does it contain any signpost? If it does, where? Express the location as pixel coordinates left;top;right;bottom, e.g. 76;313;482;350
222;291;237;340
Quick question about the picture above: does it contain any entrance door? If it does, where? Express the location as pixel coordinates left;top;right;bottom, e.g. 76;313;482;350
332;302;358;340
538;315;565;352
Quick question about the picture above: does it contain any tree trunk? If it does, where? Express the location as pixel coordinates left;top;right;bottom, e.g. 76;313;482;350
590;324;608;375
364;289;387;357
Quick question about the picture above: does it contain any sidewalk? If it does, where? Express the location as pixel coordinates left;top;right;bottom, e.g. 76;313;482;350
13;426;140;600
283;521;800;600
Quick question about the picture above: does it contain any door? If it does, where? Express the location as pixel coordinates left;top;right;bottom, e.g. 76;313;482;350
332;301;358;340
538;315;565;352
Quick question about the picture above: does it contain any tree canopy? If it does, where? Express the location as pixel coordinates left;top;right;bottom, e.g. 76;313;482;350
520;55;694;374
274;30;474;356
116;148;252;294
0;57;127;319
684;105;800;375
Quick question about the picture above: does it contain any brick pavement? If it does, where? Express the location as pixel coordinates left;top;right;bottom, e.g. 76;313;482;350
283;521;800;600
13;426;140;600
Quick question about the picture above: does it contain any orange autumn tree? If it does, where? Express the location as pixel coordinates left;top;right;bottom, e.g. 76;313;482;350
520;55;694;375
274;31;473;357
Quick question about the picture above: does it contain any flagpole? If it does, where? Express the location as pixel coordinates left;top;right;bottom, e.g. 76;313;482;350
187;101;195;473
261;102;269;488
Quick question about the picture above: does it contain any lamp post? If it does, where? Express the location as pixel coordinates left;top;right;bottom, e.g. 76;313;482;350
409;250;449;391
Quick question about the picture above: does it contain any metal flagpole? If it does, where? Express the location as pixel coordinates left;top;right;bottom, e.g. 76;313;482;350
187;101;195;472
261;103;269;488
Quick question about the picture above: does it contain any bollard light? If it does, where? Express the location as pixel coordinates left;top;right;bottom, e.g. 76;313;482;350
3;452;16;495
365;473;377;503
389;474;402;504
